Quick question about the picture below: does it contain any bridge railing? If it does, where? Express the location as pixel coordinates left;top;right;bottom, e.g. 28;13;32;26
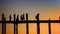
0;13;60;34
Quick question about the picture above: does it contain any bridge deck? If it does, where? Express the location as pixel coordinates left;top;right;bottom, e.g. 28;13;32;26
0;20;60;23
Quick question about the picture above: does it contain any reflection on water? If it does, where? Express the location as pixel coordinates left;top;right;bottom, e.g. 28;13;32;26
6;23;14;34
0;23;60;34
0;23;2;34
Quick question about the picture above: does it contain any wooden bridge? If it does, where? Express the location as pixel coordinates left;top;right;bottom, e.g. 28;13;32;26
1;13;60;34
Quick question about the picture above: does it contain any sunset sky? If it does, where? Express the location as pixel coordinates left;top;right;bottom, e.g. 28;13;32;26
0;0;60;34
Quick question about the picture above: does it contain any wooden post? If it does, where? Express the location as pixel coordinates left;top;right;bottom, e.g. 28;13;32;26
14;14;18;34
48;19;51;34
14;14;16;34
26;13;29;34
16;15;19;34
2;13;6;34
35;14;40;34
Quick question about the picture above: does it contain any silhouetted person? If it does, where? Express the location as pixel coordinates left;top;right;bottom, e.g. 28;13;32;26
59;16;60;20
2;13;6;21
14;14;16;21
20;14;25;21
35;14;39;20
9;15;12;21
16;15;19;21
